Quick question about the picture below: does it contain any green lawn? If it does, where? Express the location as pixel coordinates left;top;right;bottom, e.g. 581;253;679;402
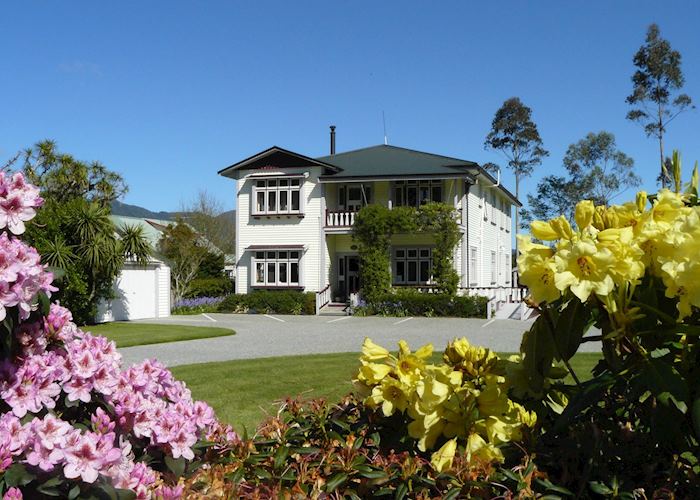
85;322;235;348
171;351;602;433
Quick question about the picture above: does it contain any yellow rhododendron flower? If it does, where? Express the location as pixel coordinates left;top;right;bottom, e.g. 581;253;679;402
530;220;559;241
356;361;392;385
554;239;615;301
361;337;390;361
651;189;689;226
369;378;410;417
443;338;500;377
430;438;457;473
466;433;504;463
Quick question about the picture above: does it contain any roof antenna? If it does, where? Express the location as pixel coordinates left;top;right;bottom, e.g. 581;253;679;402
382;111;388;145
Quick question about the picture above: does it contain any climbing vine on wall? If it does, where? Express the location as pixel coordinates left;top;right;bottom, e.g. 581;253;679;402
352;203;461;302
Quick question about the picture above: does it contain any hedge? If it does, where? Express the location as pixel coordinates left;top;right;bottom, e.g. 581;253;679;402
355;288;488;318
184;277;235;298
217;290;316;315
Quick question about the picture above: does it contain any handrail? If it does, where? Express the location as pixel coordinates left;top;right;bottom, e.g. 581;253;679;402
315;284;332;314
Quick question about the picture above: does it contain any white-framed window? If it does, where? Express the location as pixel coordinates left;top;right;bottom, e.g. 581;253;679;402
252;250;301;287
393;247;432;284
490;251;497;284
503;252;510;284
469;246;478;286
477;185;483;208
490;191;496;223
338;184;372;211
393;180;442;208
252;178;302;215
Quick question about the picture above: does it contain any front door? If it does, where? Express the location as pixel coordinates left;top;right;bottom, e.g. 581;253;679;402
337;255;361;302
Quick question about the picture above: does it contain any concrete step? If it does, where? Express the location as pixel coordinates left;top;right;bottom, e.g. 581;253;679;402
319;303;349;316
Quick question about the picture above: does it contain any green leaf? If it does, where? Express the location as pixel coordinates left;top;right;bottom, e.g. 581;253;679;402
589;481;613;495
553;300;593;361
637;359;689;413
692;397;700;438
395;482;408;500
164;455;186;477
535;478;574;496
273;445;289;470
359;469;389;480
68;485;81;499
443;487;462;500
520;316;555;394
4;464;35;487
553;373;616;432
325;472;348;492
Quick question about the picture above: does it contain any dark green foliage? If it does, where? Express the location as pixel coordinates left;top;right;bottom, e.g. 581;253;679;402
184;277;234;298
523;131;639;225
159;221;208;303
352;203;460;302
208;395;513;498
197;252;225;279
356;289;487;318
517;278;700;497
218;291;316;315
22;140;127;206
626;24;694;185
25;199;150;325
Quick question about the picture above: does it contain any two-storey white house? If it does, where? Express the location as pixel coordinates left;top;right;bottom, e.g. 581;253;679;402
219;132;519;309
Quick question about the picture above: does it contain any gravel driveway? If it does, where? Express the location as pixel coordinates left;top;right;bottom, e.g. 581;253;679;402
116;313;602;367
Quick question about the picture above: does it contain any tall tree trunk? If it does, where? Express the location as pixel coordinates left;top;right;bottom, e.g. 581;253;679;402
658;102;666;188
514;173;520;255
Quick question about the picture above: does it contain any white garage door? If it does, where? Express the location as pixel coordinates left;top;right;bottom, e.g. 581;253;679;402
113;268;158;320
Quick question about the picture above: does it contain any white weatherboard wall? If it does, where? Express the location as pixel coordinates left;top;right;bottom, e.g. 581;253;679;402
466;182;513;288
96;262;171;322
236;166;324;294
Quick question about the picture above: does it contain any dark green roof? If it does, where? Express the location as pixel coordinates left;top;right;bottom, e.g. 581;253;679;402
317;144;478;179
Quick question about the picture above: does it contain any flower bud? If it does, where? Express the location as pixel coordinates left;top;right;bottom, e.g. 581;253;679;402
636;191;647;212
575;200;595;229
550;215;574;240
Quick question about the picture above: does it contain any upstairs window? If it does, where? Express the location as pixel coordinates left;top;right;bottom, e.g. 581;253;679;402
252;178;302;215
394;180;442;208
252;250;300;287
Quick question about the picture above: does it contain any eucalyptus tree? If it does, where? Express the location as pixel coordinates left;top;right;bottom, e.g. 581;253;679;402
484;97;549;242
626;23;694;187
523;131;639;225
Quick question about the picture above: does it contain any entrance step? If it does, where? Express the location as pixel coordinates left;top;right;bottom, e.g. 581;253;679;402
319;303;349;316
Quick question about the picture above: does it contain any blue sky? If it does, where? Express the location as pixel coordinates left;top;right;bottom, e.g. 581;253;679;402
2;1;699;212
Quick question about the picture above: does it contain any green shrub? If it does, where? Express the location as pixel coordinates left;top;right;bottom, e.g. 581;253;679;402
217;290;316;315
356;288;487;318
184;277;234;298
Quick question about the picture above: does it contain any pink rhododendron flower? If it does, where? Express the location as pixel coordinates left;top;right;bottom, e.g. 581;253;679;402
3;487;23;500
0;174;230;497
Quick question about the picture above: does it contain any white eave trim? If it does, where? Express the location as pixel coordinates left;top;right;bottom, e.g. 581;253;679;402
318;174;475;183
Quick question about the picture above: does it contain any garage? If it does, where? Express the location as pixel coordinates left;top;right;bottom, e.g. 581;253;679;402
96;261;171;322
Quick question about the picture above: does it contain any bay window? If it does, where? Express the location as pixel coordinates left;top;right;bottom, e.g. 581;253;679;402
252;178;302;215
252;250;301;287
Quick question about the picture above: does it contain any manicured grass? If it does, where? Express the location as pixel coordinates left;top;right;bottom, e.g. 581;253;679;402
171;351;603;433
85;322;235;348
